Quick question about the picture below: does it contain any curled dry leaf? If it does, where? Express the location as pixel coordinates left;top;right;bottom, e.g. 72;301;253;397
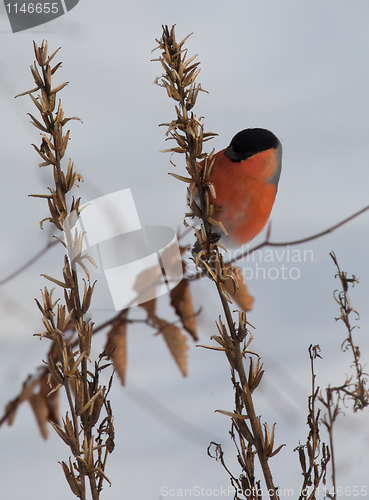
40;369;60;425
3;372;42;426
155;318;188;377
105;315;128;385
28;392;49;439
170;279;198;341
133;264;163;308
215;409;249;420
224;267;254;311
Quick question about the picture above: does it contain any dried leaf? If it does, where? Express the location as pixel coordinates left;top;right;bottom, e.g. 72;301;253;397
170;279;198;340
41;273;69;288
297;446;307;473
224;267;254;311
133;265;162;306
60;459;81;497
27;113;49;133
139;298;156;318
4;373;41;425
168;172;193;183
269;443;285;458
207;217;228;236
15;86;40;98
215;409;249;420
155;318;188;376
40;372;59;425
50;81;69;95
44;46;61;66
49;420;73;447
28;392;49;439
105;318;127;385
196;344;227;352
78;388;103;415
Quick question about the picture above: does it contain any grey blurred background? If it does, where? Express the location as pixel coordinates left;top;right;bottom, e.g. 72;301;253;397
1;1;369;498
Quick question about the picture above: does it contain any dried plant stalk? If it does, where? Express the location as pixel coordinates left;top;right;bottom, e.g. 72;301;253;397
294;345;330;500
318;253;369;499
328;251;369;411
154;25;281;497
17;41;115;500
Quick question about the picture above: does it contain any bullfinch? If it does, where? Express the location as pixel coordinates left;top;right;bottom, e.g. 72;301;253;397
200;128;282;249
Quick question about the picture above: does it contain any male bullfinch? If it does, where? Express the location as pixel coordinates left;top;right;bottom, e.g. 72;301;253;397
203;128;282;248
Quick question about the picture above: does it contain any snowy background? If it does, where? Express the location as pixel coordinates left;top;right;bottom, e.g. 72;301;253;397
1;1;369;498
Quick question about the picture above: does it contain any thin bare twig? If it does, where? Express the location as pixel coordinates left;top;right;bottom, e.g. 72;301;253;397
0;238;57;286
225;204;369;267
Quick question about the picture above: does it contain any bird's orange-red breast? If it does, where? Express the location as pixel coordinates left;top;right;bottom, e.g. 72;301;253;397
205;128;282;248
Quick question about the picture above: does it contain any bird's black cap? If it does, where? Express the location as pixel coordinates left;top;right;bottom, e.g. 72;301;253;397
224;128;280;162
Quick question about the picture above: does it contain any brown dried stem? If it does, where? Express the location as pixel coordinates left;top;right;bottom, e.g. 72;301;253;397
154;25;281;497
317;253;369;498
295;345;330;500
329;251;369;410
16;41;115;499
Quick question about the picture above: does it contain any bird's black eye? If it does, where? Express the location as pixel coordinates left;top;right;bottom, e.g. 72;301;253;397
224;128;280;162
